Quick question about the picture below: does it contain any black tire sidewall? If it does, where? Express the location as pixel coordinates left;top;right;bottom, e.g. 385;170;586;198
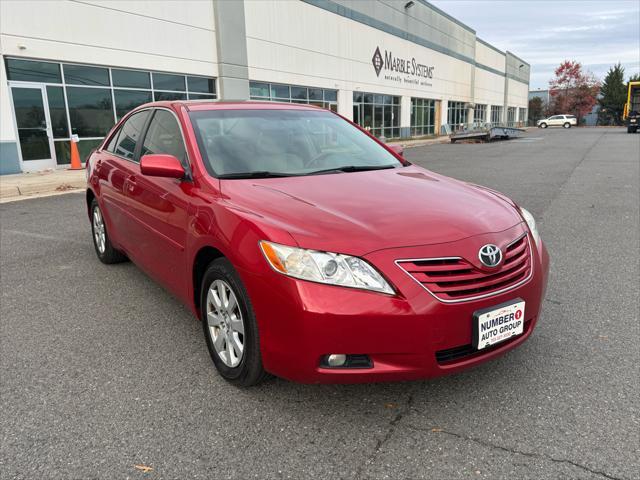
200;258;264;385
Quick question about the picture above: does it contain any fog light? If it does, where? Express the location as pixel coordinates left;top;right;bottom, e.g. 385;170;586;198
326;354;347;367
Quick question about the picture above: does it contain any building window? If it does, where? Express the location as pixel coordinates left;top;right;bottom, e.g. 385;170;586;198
114;90;153;119
46;86;69;139
249;81;338;111
353;92;400;139
63;64;110;86
152;72;186;92
112;69;151;89
5;57;216;165
447;101;468;131
187;76;215;94
473;104;487;125
5;58;62;83
519;107;528;126
507;107;517;127
490;106;503;126
410;98;436;137
66;87;114;137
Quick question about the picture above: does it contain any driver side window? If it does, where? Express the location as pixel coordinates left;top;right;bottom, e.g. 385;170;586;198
107;110;150;161
141;110;188;168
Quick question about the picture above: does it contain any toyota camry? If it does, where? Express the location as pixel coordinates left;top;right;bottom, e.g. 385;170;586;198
86;101;549;386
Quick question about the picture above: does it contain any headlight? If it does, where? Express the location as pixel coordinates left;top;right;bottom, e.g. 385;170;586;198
519;207;541;244
259;241;394;294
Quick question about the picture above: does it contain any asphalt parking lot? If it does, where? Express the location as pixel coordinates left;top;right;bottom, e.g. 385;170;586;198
1;127;638;479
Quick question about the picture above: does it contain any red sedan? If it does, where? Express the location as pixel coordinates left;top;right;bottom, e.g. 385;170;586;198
86;101;549;386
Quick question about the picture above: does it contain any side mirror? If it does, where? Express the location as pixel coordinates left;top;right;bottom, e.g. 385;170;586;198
140;154;185;179
388;144;404;157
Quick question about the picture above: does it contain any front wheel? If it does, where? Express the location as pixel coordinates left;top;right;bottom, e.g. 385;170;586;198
540;122;548;129
200;258;268;386
90;199;127;264
563;122;571;129
628;126;637;133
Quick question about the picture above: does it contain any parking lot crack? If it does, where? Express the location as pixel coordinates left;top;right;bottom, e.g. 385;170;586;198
539;130;606;222
354;392;414;479
403;424;625;480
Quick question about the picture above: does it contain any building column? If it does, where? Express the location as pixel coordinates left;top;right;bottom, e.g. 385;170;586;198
0;59;21;174
400;96;411;138
467;106;474;126
439;99;448;135
337;89;353;121
213;0;249;100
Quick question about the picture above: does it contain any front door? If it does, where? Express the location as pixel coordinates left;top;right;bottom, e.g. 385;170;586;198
9;84;55;172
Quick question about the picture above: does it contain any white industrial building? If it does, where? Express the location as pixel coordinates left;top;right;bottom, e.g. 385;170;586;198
0;0;530;174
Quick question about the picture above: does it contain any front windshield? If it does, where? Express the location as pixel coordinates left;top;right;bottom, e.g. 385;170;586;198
189;108;402;177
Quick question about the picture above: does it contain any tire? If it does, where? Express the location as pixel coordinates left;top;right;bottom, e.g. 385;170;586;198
200;258;268;386
628;126;637;133
90;199;127;264
540;122;547;129
563;122;571;129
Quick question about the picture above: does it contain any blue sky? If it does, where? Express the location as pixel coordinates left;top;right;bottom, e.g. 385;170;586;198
430;0;640;90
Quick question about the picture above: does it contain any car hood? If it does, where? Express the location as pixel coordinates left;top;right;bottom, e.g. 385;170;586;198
220;165;523;256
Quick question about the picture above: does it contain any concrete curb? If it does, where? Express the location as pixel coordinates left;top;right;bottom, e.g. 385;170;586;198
0;170;86;203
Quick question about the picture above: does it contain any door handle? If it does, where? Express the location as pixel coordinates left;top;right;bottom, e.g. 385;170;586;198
125;176;137;194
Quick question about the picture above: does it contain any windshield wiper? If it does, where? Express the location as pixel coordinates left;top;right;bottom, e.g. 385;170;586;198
217;171;298;179
307;164;398;176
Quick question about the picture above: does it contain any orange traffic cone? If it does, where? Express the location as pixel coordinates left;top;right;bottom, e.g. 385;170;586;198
69;138;83;170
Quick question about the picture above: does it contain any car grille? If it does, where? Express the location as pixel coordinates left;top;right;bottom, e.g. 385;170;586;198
396;234;532;302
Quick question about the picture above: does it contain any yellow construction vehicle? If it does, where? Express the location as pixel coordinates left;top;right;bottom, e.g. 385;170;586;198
623;81;639;133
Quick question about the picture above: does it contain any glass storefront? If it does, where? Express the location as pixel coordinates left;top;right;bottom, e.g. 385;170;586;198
5;57;216;165
473;104;487;125
410;98;436;137
249;81;337;111
447;101;467;131
490;106;503;126
507;107;517;127
519;107;527;126
352;92;400;139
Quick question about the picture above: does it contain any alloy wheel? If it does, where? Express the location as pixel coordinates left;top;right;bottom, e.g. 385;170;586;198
93;207;106;254
206;279;245;367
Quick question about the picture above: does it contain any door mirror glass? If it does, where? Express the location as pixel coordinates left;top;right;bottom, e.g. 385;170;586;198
140;154;185;179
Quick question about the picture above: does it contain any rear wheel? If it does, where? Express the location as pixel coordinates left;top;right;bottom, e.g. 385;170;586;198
563;122;571;129
200;258;268;386
540;122;548;128
90;199;127;264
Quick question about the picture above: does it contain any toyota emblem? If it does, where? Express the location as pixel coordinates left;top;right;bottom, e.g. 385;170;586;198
478;244;502;268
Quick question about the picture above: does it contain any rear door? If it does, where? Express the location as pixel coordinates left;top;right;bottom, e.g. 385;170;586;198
123;108;193;299
548;115;562;126
96;109;151;251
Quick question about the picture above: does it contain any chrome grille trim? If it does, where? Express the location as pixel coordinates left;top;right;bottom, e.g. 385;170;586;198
395;233;534;304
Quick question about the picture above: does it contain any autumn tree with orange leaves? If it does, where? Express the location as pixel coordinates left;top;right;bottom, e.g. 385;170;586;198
549;61;600;124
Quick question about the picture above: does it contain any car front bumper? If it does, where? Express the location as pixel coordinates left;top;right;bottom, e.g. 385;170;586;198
239;231;550;384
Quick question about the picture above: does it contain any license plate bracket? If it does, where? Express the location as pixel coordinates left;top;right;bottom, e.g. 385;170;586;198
472;299;525;350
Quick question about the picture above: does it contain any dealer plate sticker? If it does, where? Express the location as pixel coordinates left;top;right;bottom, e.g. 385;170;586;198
473;299;525;350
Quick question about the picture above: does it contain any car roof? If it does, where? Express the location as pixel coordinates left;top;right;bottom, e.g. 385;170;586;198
143;100;326;112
